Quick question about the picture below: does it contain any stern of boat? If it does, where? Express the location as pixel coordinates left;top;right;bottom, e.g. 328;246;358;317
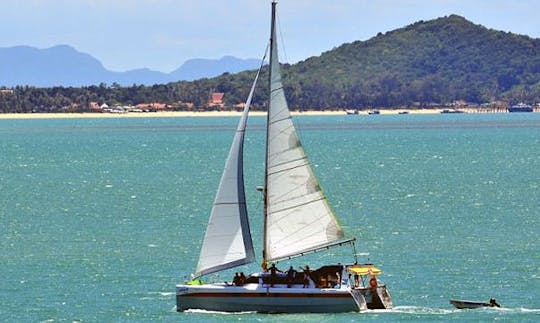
376;285;393;309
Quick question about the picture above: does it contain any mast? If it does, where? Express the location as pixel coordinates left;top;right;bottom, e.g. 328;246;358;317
263;0;278;262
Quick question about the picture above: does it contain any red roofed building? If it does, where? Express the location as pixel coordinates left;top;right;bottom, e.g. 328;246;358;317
208;92;225;108
89;102;101;111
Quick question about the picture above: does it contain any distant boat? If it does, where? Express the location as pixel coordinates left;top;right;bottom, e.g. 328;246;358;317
450;298;501;309
345;109;359;115
441;109;464;114
175;0;392;313
398;111;409;114
508;103;533;113
368;110;380;115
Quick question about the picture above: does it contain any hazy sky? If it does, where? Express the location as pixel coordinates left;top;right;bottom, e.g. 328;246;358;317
3;0;539;73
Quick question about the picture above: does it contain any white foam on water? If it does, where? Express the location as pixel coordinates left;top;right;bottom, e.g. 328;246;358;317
387;306;455;315
519;307;540;313
184;309;256;315
496;307;540;314
159;292;175;296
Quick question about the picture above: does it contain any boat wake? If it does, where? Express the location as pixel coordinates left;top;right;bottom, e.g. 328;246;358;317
382;306;454;315
486;307;540;313
386;305;540;315
174;305;540;316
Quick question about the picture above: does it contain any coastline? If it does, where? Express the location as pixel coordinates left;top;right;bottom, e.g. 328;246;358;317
0;108;513;119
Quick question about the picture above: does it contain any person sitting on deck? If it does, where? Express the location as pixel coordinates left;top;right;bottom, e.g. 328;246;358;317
335;271;341;288
232;273;240;286
239;272;247;286
354;273;360;288
286;266;296;288
269;263;282;287
368;275;378;289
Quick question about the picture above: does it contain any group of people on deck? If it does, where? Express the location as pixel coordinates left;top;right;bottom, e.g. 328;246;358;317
231;263;315;288
231;264;313;288
266;263;312;288
232;272;246;286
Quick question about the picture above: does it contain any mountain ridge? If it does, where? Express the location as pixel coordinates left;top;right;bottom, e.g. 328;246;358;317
0;45;260;87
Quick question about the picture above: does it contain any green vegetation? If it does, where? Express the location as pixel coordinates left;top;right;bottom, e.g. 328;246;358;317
2;15;540;113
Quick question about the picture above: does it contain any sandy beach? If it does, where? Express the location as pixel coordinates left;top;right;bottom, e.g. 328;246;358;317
0;108;505;120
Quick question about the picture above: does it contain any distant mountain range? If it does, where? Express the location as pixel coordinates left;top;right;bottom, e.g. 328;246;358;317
2;15;540;113
0;45;260;87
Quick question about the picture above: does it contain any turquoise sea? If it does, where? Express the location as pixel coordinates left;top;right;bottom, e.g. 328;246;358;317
1;113;539;322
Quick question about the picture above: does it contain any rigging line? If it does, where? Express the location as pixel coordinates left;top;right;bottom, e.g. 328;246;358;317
267;175;318;205
268;196;326;216
267;114;291;126
270;85;284;94
276;7;289;64
267;159;310;177
267;155;308;170
267;122;294;143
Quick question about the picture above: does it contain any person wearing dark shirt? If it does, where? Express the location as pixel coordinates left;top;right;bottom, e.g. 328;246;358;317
232;272;240;286
269;263;282;287
286;266;296;288
239;272;247;286
302;265;311;288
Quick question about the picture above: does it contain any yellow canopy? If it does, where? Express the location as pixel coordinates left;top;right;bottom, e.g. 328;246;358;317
348;265;382;276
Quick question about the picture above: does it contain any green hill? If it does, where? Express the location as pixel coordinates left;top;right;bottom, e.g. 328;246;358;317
279;14;540;108
2;15;540;112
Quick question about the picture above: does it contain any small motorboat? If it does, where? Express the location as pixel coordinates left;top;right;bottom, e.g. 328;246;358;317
450;298;501;309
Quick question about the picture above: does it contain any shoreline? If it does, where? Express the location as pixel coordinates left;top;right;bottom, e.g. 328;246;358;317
0;108;517;119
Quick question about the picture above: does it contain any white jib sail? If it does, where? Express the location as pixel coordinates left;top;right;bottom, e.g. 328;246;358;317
264;1;347;263
194;58;266;278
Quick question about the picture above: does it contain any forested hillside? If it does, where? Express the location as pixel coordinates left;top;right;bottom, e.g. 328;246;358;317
2;15;540;112
283;14;540;108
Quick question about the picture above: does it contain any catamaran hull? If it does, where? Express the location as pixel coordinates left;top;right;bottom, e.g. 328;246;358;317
176;284;391;313
177;288;356;313
177;294;357;313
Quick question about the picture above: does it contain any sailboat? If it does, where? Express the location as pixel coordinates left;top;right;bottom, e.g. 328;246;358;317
176;1;392;313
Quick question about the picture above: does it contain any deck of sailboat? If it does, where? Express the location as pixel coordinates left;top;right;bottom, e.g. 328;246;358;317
177;263;393;313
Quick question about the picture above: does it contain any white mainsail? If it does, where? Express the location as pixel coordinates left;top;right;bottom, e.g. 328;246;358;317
194;63;265;278
263;1;351;263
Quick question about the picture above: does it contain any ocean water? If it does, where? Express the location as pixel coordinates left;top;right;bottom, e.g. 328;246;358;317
1;113;539;322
